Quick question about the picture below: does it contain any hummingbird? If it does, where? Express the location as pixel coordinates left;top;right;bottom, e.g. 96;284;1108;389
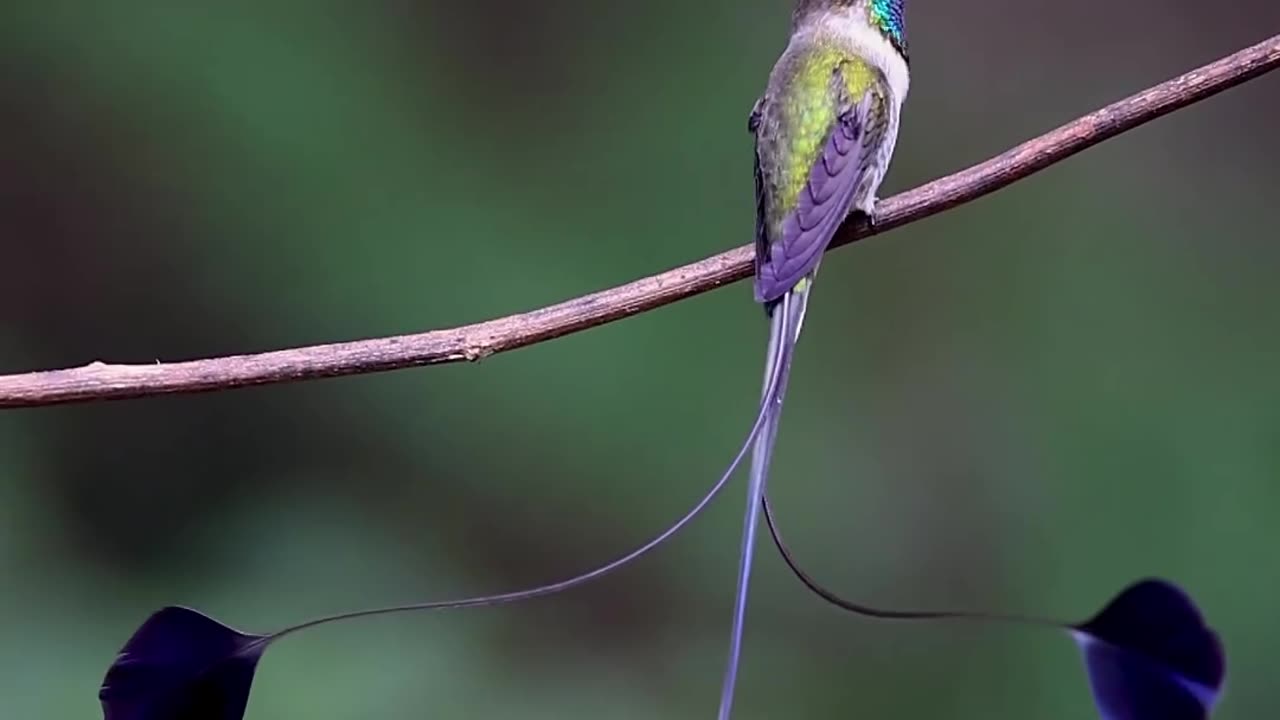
95;2;914;718
716;1;910;717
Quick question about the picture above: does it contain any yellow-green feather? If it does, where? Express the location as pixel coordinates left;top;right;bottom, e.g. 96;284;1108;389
767;46;878;237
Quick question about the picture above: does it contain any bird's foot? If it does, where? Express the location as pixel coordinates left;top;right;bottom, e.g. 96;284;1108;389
857;197;880;232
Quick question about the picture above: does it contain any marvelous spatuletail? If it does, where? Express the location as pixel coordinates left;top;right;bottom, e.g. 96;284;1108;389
762;498;1227;720
717;1;910;718
98;347;795;720
100;0;913;715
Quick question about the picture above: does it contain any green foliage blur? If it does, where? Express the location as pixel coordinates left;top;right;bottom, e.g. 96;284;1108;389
2;2;1278;718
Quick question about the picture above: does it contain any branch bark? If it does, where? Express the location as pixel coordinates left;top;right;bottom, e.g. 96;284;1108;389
4;34;1279;409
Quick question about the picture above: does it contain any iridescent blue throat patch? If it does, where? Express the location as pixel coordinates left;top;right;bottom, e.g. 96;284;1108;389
870;0;907;60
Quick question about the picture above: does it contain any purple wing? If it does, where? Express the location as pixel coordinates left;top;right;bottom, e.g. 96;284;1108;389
754;91;880;304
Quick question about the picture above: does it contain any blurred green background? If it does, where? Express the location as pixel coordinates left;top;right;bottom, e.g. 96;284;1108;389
2;2;1278;718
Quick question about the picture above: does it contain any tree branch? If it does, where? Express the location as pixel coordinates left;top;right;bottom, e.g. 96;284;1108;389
4;34;1279;409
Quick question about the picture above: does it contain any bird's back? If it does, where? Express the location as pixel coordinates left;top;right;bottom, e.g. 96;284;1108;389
752;23;903;301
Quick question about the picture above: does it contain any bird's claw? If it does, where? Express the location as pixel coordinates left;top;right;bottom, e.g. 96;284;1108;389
857;197;880;231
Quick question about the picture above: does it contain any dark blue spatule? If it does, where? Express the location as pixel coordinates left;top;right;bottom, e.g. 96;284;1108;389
1073;578;1225;720
761;495;1226;720
100;608;266;720
99;358;794;720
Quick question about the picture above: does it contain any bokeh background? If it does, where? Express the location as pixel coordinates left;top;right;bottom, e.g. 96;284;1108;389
2;2;1278;718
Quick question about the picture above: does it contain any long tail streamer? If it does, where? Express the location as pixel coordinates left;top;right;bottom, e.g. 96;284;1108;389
99;334;796;720
717;284;813;720
265;333;794;642
760;494;1228;720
